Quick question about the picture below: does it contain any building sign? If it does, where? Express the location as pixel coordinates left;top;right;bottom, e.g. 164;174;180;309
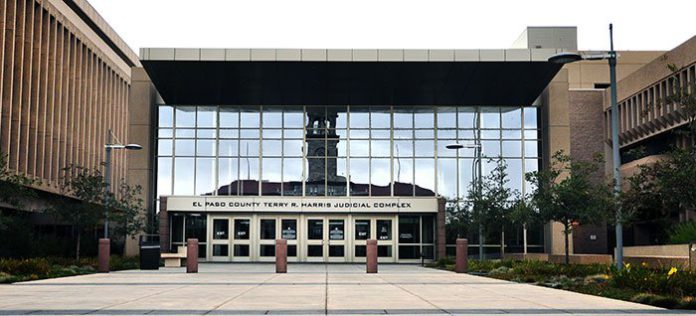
166;196;438;213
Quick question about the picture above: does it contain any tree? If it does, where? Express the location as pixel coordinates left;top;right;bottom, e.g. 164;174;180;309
526;151;612;264
0;154;38;228
108;182;146;255
508;192;539;254
50;165;107;260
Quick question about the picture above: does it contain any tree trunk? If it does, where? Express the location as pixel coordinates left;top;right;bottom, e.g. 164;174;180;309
76;230;81;261
564;222;570;265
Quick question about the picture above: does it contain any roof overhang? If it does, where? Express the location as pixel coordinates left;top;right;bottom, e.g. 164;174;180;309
141;49;564;106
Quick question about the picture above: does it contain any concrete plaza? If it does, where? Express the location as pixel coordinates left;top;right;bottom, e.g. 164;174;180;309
0;264;688;315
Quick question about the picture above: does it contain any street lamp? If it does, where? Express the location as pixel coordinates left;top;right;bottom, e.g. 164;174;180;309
446;142;485;261
103;129;142;239
548;23;624;269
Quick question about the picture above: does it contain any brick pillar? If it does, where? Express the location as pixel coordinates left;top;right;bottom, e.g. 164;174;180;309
159;196;169;252
436;197;447;260
366;239;378;273
186;238;198;273
276;239;287;273
455;238;468;273
98;238;110;273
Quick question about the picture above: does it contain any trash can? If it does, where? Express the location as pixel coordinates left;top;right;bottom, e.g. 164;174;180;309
139;234;161;270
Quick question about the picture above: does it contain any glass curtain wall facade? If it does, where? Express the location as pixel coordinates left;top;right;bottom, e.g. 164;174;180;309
156;105;540;201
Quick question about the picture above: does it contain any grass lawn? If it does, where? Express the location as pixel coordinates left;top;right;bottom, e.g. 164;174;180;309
0;256;140;283
428;258;696;310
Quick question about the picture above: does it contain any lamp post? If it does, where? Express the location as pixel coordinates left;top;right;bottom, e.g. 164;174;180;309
446;142;484;260
548;24;623;269
103;129;142;238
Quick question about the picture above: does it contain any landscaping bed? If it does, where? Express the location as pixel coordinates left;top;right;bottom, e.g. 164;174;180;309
428;258;696;310
0;256;140;283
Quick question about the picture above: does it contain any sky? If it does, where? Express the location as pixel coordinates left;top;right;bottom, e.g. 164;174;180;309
89;0;696;53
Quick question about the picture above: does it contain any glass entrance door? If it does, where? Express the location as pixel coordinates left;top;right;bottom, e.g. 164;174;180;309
210;217;230;261
305;217;347;262
351;216;396;263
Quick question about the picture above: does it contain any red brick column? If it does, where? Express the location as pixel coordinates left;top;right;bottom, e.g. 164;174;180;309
436;197;447;260
366;239;378;273
159;196;169;252
186;238;198;273
98;238;110;273
276;239;287;273
455;238;468;273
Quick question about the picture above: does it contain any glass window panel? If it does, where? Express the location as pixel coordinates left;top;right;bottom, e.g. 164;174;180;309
175;129;195;138
394;140;413;157
195;158;215;195
501;108;522;128
354;245;367;257
157;157;172;196
307;245;323;257
480;107;500;128
481;130;500;139
197;106;217;127
175;139;195;156
371;140;390;157
378;245;392;257
284;108;304;128
414;140;434;157
260;219;276;240
260;245;275;257
308;219;323;240
398;216;420;243
239;158;259;181
414;159;435;195
506;159;523;193
158;139;173;156
371;158;391;187
234;245;250;256
459;159;474;198
213;219;229;240
371;129;390;139
158;129;173;138
240;129;260;138
393;112;413;128
213;245;228;256
524;107;538;129
219;129;238;139
219;140;238;157
329;158;348;196
437;140;457;158
414;111;434;128
175;106;196;128
185;214;206;242
219;107;239;128
393;158;413;196
437;129;457;139
437;108;457;128
171;215;184;244
234;219;250;240
350;109;370;128
422;245;435;259
262;110;283;128
355;220;370;240
350;129;369;139
350;158;370;192
329;220;345;240
422;216;435;243
218;158;238;195
262;140;282;157
282;220;297;240
437;158;457;199
283;129;303;139
337;140;347;157
525;141;539;158
371;110;391;129
283;157;303;182
524;130;538;140
525;158;539;193
159;106;174;128
282;140;303;157
240;140;259;156
196;140;216;156
329;245;344;257
502;141;522;157
262;129;282;139
240;110;260;128
393;129;413;139
377;220;392;240
197;129;216;139
457;129;475;140
502;130;522;139
482;141;501;158
334;107;348;128
458;107;477;128
262;158;282;182
351;140;370;157
414;129;434;139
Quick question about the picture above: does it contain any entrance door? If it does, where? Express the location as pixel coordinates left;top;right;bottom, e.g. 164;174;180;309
305;217;347;262
210;217;230;261
351;216;396;263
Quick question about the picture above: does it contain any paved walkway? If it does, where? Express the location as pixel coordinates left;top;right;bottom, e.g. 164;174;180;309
0;264;688;315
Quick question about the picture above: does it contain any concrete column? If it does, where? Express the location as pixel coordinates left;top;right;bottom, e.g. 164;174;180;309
186;238;198;273
366;239;378;273
276;239;287;273
455;238;468;273
98;238;110;273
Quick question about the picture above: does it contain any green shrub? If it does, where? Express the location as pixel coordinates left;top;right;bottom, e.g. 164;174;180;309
631;293;680;309
0;258;51;276
668;221;696;244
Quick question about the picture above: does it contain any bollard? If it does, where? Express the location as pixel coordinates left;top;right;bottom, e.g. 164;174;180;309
186;238;198;273
366;239;378;273
98;238;110;273
455;238;468;273
690;242;695;271
276;239;287;273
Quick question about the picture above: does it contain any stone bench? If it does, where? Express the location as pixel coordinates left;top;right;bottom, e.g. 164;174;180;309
161;246;187;268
